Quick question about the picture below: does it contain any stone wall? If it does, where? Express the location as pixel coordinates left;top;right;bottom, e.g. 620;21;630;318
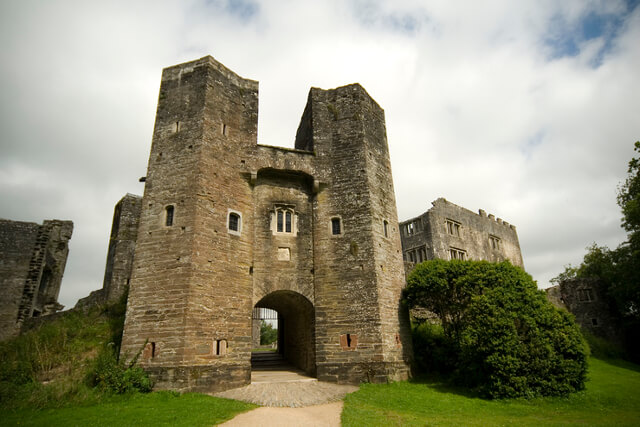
546;278;621;343
0;219;73;341
120;55;412;392
400;198;524;268
102;194;142;303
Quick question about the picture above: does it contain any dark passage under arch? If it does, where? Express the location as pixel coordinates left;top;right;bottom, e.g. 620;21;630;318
254;290;316;376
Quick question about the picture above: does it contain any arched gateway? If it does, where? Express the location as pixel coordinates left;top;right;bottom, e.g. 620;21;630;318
120;55;413;392
253;291;315;376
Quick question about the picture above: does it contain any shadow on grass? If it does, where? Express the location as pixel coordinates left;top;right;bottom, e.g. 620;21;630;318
595;356;640;373
408;373;484;400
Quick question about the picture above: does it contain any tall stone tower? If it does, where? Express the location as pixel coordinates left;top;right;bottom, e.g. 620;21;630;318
120;56;412;392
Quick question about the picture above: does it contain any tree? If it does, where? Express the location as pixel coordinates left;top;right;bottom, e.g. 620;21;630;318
553;142;640;359
259;321;278;346
405;259;588;398
618;141;640;243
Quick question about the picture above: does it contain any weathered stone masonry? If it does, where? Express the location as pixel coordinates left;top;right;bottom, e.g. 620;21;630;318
0;219;72;341
120;56;413;392
546;278;621;344
400;198;524;267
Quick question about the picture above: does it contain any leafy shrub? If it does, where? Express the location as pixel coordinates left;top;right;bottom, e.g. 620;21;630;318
404;259;588;398
87;343;152;394
411;322;458;375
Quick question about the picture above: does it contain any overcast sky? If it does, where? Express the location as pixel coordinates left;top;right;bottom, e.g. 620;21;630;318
1;0;639;309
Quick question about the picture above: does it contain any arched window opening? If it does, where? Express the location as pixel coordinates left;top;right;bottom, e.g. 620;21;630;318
228;211;241;234
272;206;297;235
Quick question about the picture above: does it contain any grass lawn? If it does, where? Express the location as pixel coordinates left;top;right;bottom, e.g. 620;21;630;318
0;391;256;427
342;357;640;426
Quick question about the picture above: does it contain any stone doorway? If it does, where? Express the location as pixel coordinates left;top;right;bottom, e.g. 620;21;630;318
252;290;316;377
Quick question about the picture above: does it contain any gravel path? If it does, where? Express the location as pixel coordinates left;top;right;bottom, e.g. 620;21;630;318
218;401;344;426
213;380;358;407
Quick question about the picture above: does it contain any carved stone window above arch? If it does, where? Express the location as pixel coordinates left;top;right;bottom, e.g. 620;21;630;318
271;205;298;236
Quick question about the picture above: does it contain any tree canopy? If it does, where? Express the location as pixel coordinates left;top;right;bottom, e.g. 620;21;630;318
553;141;640;359
405;259;588;398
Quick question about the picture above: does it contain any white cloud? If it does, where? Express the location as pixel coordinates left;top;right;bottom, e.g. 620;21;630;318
1;0;638;307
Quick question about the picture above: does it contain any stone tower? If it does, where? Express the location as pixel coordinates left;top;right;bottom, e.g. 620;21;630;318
0;219;73;341
120;56;412;392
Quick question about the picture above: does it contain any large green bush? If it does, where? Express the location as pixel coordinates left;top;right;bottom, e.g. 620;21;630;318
404;259;588;398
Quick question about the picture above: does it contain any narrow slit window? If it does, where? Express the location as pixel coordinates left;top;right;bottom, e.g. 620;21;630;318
277;211;283;232
383;220;389;237
165;205;174;226
285;211;292;233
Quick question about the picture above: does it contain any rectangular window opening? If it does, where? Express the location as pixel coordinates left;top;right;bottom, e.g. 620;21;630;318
228;212;240;232
446;219;461;236
331;218;342;235
285;211;292;233
165;205;174;226
277;211;283;232
215;339;227;356
449;248;466;260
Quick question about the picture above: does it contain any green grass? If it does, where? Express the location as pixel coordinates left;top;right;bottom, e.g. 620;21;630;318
342;357;640;426
0;391;256;426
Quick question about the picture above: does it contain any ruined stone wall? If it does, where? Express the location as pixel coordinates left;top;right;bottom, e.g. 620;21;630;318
102;194;142;304
546;278;621;343
400;198;524;268
120;56;412;392
0;219;72;341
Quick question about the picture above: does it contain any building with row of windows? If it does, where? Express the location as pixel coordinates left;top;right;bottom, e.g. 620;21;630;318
399;198;524;268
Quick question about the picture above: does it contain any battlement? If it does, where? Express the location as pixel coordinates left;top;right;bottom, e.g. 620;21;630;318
400;198;523;268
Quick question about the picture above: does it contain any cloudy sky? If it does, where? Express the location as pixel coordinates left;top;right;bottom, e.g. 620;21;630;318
1;0;639;308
